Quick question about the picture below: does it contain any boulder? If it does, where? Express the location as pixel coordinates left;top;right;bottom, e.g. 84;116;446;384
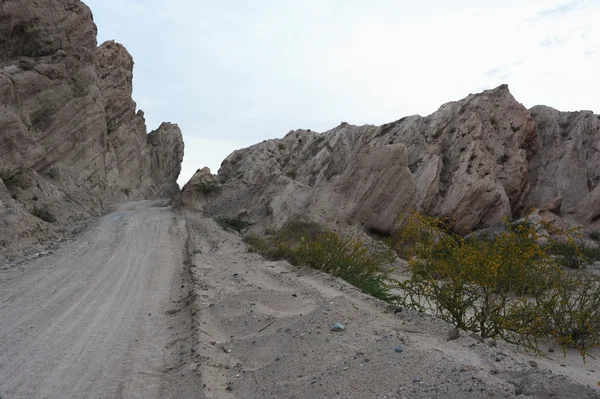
175;167;215;211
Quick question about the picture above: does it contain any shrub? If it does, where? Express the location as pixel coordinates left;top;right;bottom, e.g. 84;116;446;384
0;166;18;183
392;210;600;358
544;241;600;269
245;221;397;302
45;166;60;179
545;241;585;269
497;154;509;164
196;180;222;196
215;216;252;234
277;142;286;150
32;205;56;223
589;230;600;242
286;170;297;179
0;166;30;190
123;188;131;196
536;274;600;357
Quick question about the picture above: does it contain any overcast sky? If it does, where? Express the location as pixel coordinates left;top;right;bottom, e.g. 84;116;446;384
85;0;600;185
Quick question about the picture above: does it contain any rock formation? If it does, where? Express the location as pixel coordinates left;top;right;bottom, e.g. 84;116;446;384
175;167;215;211
205;85;599;235
0;0;184;259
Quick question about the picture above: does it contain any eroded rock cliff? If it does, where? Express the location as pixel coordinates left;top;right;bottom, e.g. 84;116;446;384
0;0;184;259
205;85;599;234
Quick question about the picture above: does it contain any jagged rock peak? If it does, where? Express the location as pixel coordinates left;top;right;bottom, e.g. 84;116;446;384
0;0;184;258
203;85;599;234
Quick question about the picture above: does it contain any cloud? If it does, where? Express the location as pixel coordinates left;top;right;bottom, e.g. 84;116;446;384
534;0;584;18
84;0;600;184
486;68;501;77
540;36;564;47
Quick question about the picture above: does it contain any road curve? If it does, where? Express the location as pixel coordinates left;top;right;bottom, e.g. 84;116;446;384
0;201;194;398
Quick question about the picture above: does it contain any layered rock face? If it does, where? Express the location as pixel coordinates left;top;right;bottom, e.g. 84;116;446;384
525;106;600;225
207;85;599;234
0;0;184;257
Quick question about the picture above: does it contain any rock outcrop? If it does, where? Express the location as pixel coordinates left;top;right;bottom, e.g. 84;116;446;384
525;106;600;224
205;85;599;235
0;0;184;259
175;167;215;211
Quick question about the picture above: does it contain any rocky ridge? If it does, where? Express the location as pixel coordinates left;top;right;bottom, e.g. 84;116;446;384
0;0;184;259
203;85;600;235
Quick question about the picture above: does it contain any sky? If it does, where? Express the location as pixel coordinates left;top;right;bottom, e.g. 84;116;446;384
85;0;600;186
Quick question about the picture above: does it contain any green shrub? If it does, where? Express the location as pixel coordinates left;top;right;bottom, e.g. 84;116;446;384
537;274;600;357
196;180;222;196
32;206;56;223
0;166;18;182
215;216;252;234
245;221;397;302
0;166;30;190
544;241;600;269
497;154;510;164
393;210;600;358
589;230;600;242
286;170;297;179
45;166;60;179
277;142;286;150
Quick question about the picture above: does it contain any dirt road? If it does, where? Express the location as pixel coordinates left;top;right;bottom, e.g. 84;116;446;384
1;201;599;398
0;201;200;399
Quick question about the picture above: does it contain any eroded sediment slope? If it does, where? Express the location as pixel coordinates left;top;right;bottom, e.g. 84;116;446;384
186;213;600;398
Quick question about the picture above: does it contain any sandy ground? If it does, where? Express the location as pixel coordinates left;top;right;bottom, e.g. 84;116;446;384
0;201;200;399
186;212;600;399
1;202;599;398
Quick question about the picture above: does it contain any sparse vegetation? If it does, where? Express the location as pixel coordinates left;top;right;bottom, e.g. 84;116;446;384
277;142;286;150
45;166;60;179
0;166;19;182
0;166;30;190
545;241;600;269
245;220;397;302
216;216;252;234
497;153;509;164
196;180;222;196
123;188;131;196
589;230;600;242
286;170;297;179
392;210;600;359
32;205;56;223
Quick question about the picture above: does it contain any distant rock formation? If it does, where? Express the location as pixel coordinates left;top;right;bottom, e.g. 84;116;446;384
204;85;600;234
175;167;215;211
0;0;184;258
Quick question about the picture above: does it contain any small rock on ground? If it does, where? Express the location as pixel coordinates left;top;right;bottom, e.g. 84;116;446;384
448;327;460;341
